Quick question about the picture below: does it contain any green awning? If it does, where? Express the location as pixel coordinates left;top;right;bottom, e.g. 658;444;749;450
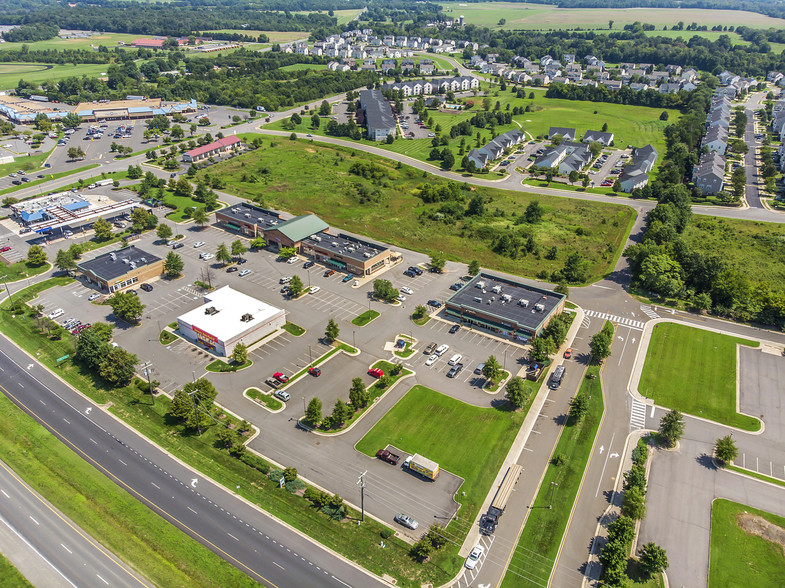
225;222;241;231
328;259;346;269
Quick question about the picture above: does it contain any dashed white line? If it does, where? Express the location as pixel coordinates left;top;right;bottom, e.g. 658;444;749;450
0;490;8;498
151;483;160;489
188;506;197;514
96;574;109;585
61;543;72;554
29;516;39;525
227;533;239;541
118;459;127;466
272;561;285;570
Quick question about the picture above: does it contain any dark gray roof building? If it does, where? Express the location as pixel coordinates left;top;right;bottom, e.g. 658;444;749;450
359;89;396;141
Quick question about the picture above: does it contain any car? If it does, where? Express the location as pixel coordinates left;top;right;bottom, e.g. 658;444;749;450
303;261;315;269
280;285;291;294
274;390;291;402
140;283;153;292
127;289;138;296
408;266;423;276
424;342;437;354
564;348;573;359
396;295;406;302
238;269;251;277
11;179;21;185
425;354;438;366
394;513;419;530
308;367;321;377
20;177;29;183
172;242;184;249
324;269;335;277
88;293;100;301
273;372;289;383
279;276;292;284
474;363;486;375
8;173;16;178
465;545;485;570
0;246;11;253
449;283;463;291
200;252;214;260
428;299;442;308
368;368;384;378
448;354;463;366
449;324;460;334
166;239;178;246
286;256;300;264
227;266;239;273
342;274;355;283
403;270;416;278
236;258;247;264
193;241;205;248
306;133;313;137
400;286;413;295
447;363;464;378
309;286;321;294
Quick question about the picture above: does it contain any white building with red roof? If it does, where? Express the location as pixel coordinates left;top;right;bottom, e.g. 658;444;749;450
182;135;242;163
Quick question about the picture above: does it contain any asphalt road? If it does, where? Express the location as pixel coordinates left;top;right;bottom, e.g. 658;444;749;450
0;458;151;588
744;92;764;209
0;340;386;588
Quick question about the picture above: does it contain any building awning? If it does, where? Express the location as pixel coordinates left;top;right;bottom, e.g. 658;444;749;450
225;222;241;231
327;259;346;269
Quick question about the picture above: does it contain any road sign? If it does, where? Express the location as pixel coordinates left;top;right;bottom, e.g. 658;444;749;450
56;354;70;363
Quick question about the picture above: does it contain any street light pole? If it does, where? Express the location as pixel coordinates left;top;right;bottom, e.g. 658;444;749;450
549;482;558;509
357;471;366;523
140;361;154;405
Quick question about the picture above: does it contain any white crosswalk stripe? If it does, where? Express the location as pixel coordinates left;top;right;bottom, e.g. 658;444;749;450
640;305;660;320
630;399;648;430
584;310;644;330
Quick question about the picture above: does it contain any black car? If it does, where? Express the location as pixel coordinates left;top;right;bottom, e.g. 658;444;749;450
11;180;21;185
127;289;138;296
449;283;462;291
403;270;416;278
227;266;239;273
303;261;315;269
449;324;460;334
428;299;442;308
140;283;153;292
280;286;291;294
408;266;423;276
172;243;184;249
236;258;247;264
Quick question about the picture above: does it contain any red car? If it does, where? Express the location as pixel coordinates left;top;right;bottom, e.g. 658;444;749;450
564;348;573;359
308;367;321;377
0;246;10;253
273;372;289;383
368;368;384;378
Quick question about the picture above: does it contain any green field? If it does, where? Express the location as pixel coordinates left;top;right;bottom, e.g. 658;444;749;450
0;164;100;196
438;2;785;30
279;63;328;72
710;499;785;587
0;33;141;52
639;323;760;431
205;30;308;44
203;137;635;284
0;550;32;588
501;362;604;588
356;385;527;538
0;62;109;90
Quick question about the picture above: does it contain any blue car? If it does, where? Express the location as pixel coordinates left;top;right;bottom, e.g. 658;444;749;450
342;274;355;283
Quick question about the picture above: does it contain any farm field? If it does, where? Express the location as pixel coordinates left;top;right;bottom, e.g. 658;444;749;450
0;33;141;52
0;62;109;90
201;137;635;284
639;323;760;431
438;1;785;30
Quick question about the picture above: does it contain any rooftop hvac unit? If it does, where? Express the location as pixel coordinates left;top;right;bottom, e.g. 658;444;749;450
519;298;529;307
122;258;129;264
109;252;116;260
241;313;254;322
232;208;238;213
204;306;219;315
492;285;501;294
313;236;322;242
332;242;339;247
474;296;482;303
534;303;545;312
501;294;512;303
475;280;485;289
129;262;136;269
140;257;146;263
363;252;371;258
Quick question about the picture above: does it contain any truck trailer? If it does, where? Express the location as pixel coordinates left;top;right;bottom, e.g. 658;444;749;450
404;453;440;480
480;464;522;535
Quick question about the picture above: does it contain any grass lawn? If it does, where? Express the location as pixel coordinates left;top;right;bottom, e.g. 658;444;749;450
246;387;283;411
356;385;528;541
0;62;110;91
639;323;760;431
159;330;178;345
0;551;32;588
0;33;140;52
205;30;309;43
351;309;380;327
202;138;634;284
0;164;100;196
709;499;785;587
205;358;252;372
0;260;50;283
501;363;604;588
282;321;305;336
0;146;57;178
412;315;431;326
727;465;785;487
279;63;328;72
0;279;453;587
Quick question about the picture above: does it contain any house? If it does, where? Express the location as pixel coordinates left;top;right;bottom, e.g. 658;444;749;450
582;130;614;146
557;143;592;175
359;90;396;141
617;144;658;192
532;74;551;86
658;82;682;94
692;151;725;195
703;125;728;155
182;135;242;163
767;71;784;84
602;80;623;91
549;127;576;141
629;82;649;92
534;144;568;168
467;129;525;169
419;59;434;74
467;148;489;170
381;59;397;73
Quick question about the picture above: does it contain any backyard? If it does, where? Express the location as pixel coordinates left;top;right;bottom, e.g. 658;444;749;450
639;323;760;431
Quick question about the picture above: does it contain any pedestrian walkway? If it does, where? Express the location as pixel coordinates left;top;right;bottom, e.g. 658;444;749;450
584;310;645;330
630;398;648;431
639;305;660;320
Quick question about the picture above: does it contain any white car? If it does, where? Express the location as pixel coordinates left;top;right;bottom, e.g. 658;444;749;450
397;295;406;302
193;241;205;248
309;286;321;294
286;256;300;264
88;293;100;301
425;354;438;366
48;308;64;319
400;286;413;295
465;544;485;570
238;269;251;277
200;252;214;260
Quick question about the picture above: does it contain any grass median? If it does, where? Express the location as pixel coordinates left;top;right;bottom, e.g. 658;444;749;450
639;323;760;431
501;363;604;588
0;550;33;587
351;309;380;327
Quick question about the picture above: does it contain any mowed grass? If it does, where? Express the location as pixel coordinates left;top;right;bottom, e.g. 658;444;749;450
206;30;309;43
639;323;760;431
205;137;635;283
0;33;141;52
438;1;785;30
356;385;527;536
279;63;328;72
0;62;109;91
0;551;32;588
710;499;785;587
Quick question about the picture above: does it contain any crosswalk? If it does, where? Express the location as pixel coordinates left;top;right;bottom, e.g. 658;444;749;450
639;305;660;320
584;310;644;330
630;399;648;430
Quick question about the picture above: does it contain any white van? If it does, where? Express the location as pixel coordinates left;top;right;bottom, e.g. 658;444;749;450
48;308;64;319
274;390;290;402
448;354;463;366
435;344;449;356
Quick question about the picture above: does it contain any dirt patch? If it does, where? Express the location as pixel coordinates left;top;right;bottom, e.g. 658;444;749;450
305;148;316;153
737;512;785;554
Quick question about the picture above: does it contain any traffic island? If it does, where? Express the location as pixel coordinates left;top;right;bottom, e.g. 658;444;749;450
244;387;284;413
351;309;380;327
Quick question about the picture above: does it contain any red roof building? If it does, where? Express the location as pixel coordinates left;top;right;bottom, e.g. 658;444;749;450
183;135;242;163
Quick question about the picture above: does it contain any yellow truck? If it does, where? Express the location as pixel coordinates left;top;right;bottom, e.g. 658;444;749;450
404;453;440;480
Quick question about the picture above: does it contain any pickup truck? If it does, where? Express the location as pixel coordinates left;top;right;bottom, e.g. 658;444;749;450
424;342;437;355
376;449;400;465
264;377;281;389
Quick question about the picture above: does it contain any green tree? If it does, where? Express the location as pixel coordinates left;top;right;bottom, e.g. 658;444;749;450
349;377;368;408
164;251;184;278
170;378;217;432
54;249;76;272
278;246;296;260
568;170;579;184
250;236;266;250
108;291;146;323
26;244;47;266
530;336;556;362
231;342;248;365
216;242;231;265
505;376;529;408
191;207;209;228
331;399;350;427
413;304;428;319
639;542;668;577
590;321;614;362
658;410;685;448
482;355;502;383
621;484;647;520
61;112;82;129
156;223;173;241
288;275;304;297
373;279;399;302
93;217;113;240
67;146;85;160
569;392;589;422
283;467;298;482
306;397;322;425
325;318;340;342
319;100;331;116
429;254;446;273
75;328;111;371
174;177;193;197
231;239;247;259
714;434;738;465
588;141;603;158
468;260;480;275
311;114;321;129
98;347;138;387
524;200;544;223
131;208;154;232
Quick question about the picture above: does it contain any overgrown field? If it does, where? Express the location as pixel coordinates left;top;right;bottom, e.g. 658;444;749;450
202;138;635;283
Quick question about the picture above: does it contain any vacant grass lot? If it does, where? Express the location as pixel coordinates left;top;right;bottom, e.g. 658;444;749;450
501;363;604;588
438;1;785;30
279;63;328;72
639;323;760;431
356;385;527;542
710;499;785;587
202;138;634;284
0;62;109;90
0;33;140;52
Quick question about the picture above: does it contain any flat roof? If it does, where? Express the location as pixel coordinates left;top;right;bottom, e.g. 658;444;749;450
217;202;282;229
302;231;389;263
77;245;161;281
269;214;329;244
178;286;284;342
447;273;564;333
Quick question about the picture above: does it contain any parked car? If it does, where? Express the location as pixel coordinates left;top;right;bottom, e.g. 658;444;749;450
368;368;384;378
403;270;416;278
394;513;419;530
308;367;321;377
236;258;247;264
449;283;463;291
273;372;289;383
309;286;321;294
274;390;290;402
449;324;460;334
424;342;437;354
376;449;400;465
140;283;153;292
286;256;300;264
447;363;464;378
474;363;485;375
238;269;251;277
425;354;438;366
408;266;423;276
396;295;406;302
172;242;184;249
564;348;573;359
400;286;413;295
227;266;239;273
88;293;100;301
324;269;335;277
465;544;485;570
193;241;205;248
428;299;442;308
0;246;11;253
303;261;315;269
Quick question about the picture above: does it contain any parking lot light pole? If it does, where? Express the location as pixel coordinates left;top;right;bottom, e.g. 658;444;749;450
352;330;356;349
549;482;558;509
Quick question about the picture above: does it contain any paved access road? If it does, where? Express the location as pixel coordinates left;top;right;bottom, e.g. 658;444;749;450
0;341;385;588
0;458;150;588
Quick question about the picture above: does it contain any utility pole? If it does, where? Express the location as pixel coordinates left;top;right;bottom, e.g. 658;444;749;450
189;391;201;436
357;471;367;523
140;361;154;405
549;482;558;509
1;276;14;310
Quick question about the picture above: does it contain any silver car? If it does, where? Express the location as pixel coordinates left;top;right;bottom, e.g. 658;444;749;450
394;513;419;530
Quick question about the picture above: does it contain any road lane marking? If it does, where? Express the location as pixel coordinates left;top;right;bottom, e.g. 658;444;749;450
0;490;8;498
29;516;39;525
61;543;72;554
272;562;285;570
595;433;616;498
96;574;109;585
